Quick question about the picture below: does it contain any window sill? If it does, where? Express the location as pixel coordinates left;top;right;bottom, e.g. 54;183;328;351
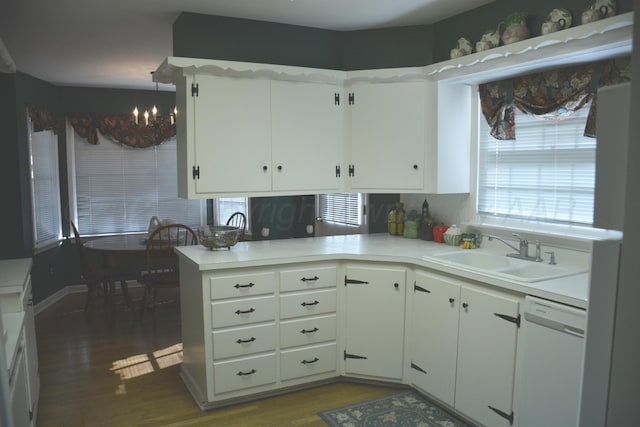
464;216;622;252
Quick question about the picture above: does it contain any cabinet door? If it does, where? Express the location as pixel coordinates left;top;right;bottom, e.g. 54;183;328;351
22;278;39;420
348;81;425;191
271;81;343;192
410;270;460;406
344;265;405;380
193;75;272;194
10;345;31;427
456;285;520;427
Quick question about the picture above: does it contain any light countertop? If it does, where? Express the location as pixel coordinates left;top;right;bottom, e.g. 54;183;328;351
175;234;590;309
0;258;33;295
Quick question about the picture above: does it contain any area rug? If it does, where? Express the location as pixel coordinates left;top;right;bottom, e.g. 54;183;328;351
318;390;471;427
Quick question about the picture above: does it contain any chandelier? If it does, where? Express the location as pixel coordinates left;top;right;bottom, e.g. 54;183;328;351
132;72;177;126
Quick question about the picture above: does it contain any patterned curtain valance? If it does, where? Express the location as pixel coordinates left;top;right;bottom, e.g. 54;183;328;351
67;113;176;148
29;108;176;148
28;106;64;135
479;55;631;140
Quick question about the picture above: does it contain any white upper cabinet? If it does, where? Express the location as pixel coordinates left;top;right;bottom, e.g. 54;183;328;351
271;80;343;192
192;74;272;195
347;81;426;191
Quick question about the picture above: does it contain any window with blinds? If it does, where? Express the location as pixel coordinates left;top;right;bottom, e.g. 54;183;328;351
319;193;363;226
29;121;62;247
214;197;249;227
478;104;596;225
71;131;203;235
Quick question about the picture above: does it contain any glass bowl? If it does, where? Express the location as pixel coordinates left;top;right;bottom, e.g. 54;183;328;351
197;225;240;250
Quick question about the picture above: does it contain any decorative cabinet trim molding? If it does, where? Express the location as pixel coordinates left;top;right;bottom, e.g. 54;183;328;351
155;57;346;86
425;12;633;84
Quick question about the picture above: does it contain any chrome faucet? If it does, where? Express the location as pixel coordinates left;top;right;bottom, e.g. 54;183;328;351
488;233;543;262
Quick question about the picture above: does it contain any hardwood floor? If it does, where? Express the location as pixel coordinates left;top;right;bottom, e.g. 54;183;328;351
34;287;400;426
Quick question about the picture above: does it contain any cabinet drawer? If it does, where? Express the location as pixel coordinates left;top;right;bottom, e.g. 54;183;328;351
213;323;277;360
211;296;276;328
280;314;337;349
281;343;337;381
280;289;336;319
209;271;276;300
213;353;277;394
280;265;337;292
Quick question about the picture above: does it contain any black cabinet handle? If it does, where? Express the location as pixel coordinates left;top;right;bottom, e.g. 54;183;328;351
234;282;255;289
277;165;283;171
301;327;319;334
237;369;256;376
235;308;256;315
449;298;455;304
462;302;469;309
301;300;319;307
301;357;319;365
413;164;419;170
263;165;268;172
301;276;319;282
236;337;256;344
394;283;399;289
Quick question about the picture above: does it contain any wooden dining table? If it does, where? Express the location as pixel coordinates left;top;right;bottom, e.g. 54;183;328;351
84;234;149;325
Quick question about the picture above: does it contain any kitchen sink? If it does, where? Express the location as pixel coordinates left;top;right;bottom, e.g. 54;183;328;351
430;251;512;270
427;250;587;283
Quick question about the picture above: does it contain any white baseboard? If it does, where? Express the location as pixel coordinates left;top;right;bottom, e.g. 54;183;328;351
34;285;86;316
34;281;142;316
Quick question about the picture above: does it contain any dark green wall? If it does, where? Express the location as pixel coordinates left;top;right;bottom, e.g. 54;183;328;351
173;13;344;70
173;1;633;69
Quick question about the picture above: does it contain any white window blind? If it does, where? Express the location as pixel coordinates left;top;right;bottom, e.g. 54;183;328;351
72;131;202;235
214;197;249;227
478;105;596;225
29;120;62;247
319;193;363;226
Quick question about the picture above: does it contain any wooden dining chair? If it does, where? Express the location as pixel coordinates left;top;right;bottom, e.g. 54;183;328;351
70;221;107;312
140;223;198;329
226;211;247;241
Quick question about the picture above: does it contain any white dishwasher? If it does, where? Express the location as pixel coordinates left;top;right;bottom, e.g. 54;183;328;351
518;296;586;427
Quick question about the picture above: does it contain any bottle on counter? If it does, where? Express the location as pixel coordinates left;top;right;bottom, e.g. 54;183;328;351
388;205;398;235
396;202;405;236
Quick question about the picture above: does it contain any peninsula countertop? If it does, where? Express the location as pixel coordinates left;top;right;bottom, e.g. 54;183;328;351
175;233;590;309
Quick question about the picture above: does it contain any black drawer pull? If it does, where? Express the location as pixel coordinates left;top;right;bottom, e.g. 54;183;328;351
301;276;319;282
237;369;256;376
301;327;319;334
234;282;255;289
301;357;319;365
301;300;319;307
236;337;256;344
235;308;256;315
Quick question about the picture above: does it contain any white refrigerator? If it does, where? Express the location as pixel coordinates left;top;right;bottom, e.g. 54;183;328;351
579;82;630;427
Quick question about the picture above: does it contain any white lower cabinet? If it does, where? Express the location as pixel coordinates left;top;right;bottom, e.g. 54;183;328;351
281;343;337;381
343;264;406;381
0;259;38;427
181;263;339;407
410;269;521;426
213;353;277;394
180;257;524;425
410;270;460;406
456;285;520;427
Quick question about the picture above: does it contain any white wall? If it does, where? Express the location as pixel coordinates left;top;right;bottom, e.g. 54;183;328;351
400;193;473;227
606;4;640;425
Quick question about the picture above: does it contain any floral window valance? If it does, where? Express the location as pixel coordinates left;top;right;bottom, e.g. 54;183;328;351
479;55;631;140
28;108;176;148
